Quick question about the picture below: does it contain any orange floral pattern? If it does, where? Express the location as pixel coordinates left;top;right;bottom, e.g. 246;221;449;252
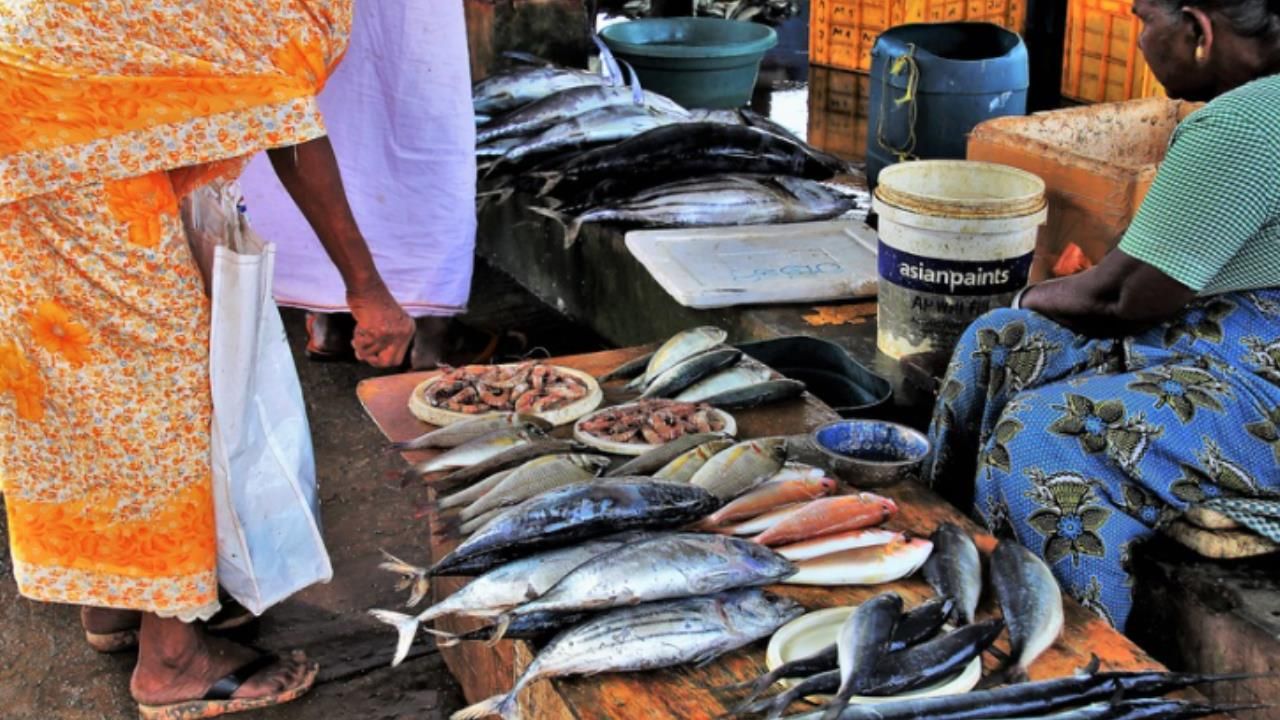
0;1;349;617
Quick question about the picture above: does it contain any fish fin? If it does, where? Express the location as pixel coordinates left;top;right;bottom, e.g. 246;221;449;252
451;693;515;720
367;609;421;667
592;35;623;89
419;626;462;649
379;550;431;605
487;613;514;645
532;171;563;198
620;59;644;105
480;158;507;181
476;186;515;211
527;205;584;248
1081;653;1101;675
408;576;431;608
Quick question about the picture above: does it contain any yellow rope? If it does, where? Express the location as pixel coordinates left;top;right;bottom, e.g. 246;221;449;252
876;43;920;163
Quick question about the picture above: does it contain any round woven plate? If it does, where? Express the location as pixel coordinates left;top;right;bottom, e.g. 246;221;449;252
766;606;981;702
408;365;603;428
571;403;737;456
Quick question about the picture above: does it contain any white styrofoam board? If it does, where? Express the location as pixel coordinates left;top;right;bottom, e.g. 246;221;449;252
624;220;879;310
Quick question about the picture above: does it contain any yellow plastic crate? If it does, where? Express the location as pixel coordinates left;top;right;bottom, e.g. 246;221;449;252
1063;0;1166;102
810;0;1026;72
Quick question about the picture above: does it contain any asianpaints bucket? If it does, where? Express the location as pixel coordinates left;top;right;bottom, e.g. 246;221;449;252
873;160;1047;359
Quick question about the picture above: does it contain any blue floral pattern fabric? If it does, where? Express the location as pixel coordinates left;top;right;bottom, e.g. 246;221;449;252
926;291;1280;629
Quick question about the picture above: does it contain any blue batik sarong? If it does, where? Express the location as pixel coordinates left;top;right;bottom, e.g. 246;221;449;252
926;290;1280;629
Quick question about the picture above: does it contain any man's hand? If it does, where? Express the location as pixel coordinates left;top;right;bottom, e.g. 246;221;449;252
348;280;414;368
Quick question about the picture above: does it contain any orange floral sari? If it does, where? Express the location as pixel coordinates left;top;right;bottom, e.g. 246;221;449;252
0;1;349;619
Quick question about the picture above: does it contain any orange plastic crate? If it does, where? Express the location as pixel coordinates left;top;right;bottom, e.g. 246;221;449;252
810;0;1026;72
807;67;872;161
1062;0;1166;102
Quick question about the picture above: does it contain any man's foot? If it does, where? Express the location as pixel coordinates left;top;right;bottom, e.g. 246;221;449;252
132;615;315;716
410;316;450;370
305;312;356;361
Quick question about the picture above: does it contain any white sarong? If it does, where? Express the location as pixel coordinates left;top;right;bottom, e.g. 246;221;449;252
239;0;476;317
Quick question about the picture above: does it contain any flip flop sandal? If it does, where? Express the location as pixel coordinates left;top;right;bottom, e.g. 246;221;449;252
137;651;319;720
86;602;257;654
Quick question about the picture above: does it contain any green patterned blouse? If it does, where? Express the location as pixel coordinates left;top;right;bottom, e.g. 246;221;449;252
1119;73;1280;295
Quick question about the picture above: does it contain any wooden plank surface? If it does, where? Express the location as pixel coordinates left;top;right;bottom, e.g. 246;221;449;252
357;347;1170;720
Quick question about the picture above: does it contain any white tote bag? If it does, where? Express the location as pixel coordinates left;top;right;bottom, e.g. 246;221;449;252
185;183;333;616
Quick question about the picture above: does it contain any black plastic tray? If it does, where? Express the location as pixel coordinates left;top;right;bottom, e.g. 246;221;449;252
735;336;892;418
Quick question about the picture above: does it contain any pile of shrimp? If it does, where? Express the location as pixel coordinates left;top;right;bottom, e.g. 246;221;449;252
426;362;590;414
578;399;725;445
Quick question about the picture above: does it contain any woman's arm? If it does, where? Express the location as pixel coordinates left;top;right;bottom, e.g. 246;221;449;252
1019;249;1196;336
267;136;414;368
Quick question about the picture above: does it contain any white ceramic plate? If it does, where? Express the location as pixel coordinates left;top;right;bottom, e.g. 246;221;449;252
765;606;982;703
572;403;737;456
409;365;602;428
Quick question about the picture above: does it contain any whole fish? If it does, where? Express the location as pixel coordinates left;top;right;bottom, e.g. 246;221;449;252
725;502;806;536
451;589;803;720
410;428;542;475
604;431;729;476
427;439;582;489
536;123;850;202
859;618;1004;697
775;528;905;562
391;414;552;452
628;326;729;391
430;480;719;576
473;66;612;115
784;538;933;586
674;364;775;402
704;475;838;526
783;669;1252;720
752;493;898;546
505;533;796;618
639;348;743;399
690;437;789;501
1007;699;1262;720
438;469;513;511
699;379;807;410
478;84;684;145
821;593;902;720
460;454;610;521
498;105;688;167
476;137;528;160
368;536;638;665
921;522;982;626
653;438;735;483
540;175;854;246
990;540;1064;683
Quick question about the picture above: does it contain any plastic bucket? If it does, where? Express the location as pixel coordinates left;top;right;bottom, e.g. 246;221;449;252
599;18;778;109
872;160;1047;359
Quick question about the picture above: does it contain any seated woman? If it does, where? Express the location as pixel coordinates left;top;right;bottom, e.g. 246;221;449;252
927;0;1280;630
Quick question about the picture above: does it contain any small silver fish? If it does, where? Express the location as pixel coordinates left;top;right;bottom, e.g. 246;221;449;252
628;326;728;391
437;469;514;511
391;414;551;452
461;454;610;521
639;348;743;399
674;365;774;402
411;428;540;475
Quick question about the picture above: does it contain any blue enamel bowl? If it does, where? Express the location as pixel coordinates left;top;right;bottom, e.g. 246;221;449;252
811;420;931;487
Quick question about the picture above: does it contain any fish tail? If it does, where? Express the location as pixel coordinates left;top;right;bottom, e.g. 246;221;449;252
367;609;421;667
534;172;563;198
487;613;514;645
476;186;514;211
451;693;516;720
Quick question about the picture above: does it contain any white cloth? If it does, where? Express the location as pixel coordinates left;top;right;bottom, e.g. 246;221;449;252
239;0;476;317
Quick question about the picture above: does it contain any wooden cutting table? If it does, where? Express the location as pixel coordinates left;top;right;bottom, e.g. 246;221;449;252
358;347;1171;720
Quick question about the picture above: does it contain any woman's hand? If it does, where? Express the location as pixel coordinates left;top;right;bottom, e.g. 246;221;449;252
348;280;414;368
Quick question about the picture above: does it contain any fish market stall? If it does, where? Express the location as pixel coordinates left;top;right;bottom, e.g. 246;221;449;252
357;346;1198;720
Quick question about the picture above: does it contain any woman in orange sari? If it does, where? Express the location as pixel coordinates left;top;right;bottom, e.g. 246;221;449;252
0;2;413;717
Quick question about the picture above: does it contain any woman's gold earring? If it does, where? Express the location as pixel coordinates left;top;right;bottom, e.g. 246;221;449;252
1195;45;1206;62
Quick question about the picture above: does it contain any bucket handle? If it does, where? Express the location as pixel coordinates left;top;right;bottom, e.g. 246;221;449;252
876;44;920;163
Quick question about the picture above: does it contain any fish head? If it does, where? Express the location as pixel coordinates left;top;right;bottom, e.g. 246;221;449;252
813;476;839;495
734;538;799;579
519;415;555;432
754;437;790;464
727;590;806;630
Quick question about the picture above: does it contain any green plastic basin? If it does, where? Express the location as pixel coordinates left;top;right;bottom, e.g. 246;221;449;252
599;18;778;109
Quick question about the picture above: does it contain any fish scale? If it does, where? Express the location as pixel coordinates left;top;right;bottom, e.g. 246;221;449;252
689;437;789;501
